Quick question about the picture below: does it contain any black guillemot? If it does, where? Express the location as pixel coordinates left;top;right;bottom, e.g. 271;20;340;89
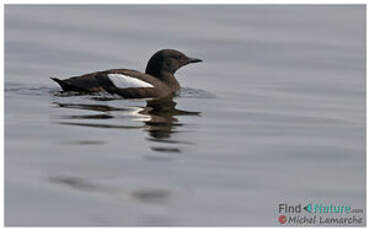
51;49;202;98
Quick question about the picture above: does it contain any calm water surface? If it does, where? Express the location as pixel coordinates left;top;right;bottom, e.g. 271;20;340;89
5;5;365;226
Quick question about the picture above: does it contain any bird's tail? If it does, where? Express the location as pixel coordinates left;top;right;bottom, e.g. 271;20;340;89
50;77;83;91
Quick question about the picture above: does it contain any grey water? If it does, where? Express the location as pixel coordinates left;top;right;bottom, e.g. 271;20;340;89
5;5;365;226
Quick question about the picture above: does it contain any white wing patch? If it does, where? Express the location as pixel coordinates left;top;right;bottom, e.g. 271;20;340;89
108;74;154;88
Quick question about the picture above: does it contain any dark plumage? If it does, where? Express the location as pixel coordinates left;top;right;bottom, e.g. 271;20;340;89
51;49;202;98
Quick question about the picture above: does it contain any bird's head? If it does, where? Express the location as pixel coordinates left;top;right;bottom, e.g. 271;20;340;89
145;49;202;78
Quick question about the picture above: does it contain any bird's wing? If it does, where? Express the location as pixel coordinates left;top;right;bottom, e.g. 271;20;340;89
106;73;154;88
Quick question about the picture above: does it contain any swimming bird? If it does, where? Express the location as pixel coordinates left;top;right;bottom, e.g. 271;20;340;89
51;49;202;98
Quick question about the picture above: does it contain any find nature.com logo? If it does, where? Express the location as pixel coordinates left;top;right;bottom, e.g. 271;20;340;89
277;203;363;225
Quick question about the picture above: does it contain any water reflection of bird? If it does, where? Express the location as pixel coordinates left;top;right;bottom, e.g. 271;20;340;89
142;95;200;144
54;95;200;153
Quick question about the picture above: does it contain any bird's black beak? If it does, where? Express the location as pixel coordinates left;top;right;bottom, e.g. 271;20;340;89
186;57;203;64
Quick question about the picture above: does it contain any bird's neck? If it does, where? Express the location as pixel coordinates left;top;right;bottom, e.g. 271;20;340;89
161;71;180;88
147;69;180;90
